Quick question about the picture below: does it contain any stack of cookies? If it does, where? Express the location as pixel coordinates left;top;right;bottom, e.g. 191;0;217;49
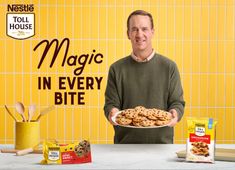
115;106;172;127
190;142;209;157
75;140;91;157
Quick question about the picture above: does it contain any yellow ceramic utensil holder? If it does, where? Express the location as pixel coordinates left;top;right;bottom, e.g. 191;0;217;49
15;121;39;150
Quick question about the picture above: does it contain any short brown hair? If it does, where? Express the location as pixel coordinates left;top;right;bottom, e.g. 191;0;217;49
127;10;154;30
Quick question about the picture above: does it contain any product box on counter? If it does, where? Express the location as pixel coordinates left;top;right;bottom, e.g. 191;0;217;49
186;117;217;163
41;140;91;164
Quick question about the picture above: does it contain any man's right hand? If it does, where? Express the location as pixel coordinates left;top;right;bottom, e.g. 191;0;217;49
108;107;119;125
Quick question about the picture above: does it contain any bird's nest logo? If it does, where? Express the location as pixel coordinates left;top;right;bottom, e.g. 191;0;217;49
6;4;35;40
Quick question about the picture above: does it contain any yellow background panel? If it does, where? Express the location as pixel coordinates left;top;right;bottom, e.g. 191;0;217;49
0;0;234;144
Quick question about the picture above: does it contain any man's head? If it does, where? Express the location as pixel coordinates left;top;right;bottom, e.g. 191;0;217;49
127;10;154;56
127;10;154;30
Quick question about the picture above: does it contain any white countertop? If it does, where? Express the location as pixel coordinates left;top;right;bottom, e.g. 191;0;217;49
0;144;235;170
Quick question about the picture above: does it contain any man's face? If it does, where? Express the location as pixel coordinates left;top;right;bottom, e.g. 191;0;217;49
127;15;154;53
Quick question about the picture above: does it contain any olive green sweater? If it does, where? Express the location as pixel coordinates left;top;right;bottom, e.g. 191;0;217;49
104;53;185;144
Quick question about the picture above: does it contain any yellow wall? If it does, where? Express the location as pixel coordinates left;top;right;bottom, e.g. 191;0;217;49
0;0;234;144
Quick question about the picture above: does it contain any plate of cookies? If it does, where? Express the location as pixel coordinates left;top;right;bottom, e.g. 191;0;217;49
111;106;172;128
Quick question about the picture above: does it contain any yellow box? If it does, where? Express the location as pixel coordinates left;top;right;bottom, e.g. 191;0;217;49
15;121;40;150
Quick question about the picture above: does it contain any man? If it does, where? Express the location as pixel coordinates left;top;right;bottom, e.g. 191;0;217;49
104;10;185;144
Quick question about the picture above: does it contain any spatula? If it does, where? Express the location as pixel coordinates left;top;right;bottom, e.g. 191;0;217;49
36;105;55;121
4;105;18;122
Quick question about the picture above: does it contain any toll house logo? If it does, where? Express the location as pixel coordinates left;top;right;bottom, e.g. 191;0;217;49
7;4;35;40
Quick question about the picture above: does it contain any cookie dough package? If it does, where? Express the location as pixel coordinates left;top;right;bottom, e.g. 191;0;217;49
186;117;217;163
41;140;92;164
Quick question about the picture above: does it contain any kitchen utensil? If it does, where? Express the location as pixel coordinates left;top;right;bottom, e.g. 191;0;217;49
16;142;42;156
36;105;55;121
28;104;36;122
16;147;34;156
15;102;26;122
0;149;16;153
4;105;18;122
1;149;42;154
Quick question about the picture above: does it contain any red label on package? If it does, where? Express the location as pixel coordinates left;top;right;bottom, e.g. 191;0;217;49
189;133;211;144
61;151;92;164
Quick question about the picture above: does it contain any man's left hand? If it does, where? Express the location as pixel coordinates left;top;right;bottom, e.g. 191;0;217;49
168;109;178;127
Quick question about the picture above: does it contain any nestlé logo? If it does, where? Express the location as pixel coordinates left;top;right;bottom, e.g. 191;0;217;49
6;4;35;40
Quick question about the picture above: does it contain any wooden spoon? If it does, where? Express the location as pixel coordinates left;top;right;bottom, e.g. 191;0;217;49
15;102;26;122
4;105;18;122
36;105;55;121
28;104;36;122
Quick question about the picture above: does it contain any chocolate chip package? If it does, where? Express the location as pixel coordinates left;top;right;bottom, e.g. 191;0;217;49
186;117;217;163
41;140;92;164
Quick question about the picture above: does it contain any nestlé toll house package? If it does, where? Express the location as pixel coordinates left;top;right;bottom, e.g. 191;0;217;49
41;140;91;164
186;117;217;163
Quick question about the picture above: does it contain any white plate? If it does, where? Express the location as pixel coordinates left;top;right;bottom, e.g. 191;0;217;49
111;110;170;129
